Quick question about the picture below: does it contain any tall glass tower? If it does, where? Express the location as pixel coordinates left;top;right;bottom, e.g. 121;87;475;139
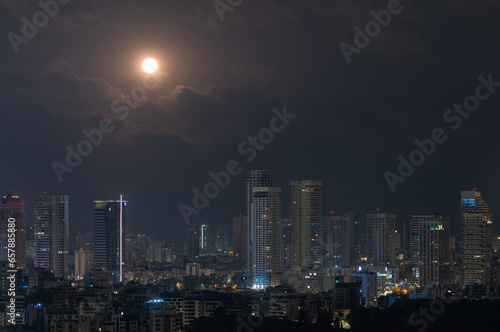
410;214;450;287
461;190;492;285
34;194;69;278
0;193;26;270
251;187;282;289
366;212;396;267
93;197;126;282
290;180;322;271
246;169;275;280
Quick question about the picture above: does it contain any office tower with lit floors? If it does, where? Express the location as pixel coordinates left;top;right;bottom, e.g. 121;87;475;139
34;194;69;278
461;190;493;286
93;197;127;282
251;187;282;289
322;213;354;268
0;193;27;270
281;218;292;271
214;225;229;253
290;180;322;271
200;224;211;253
410;214;450;287
246;169;275;280
366;212;396;267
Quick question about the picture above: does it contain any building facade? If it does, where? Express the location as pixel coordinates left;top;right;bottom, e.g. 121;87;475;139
186;223;200;261
34;194;69;278
0;193;26;270
366;212;396;267
251;187;282;289
322;213;354;268
410;214;450;287
232;216;247;261
93;198;126;282
290;180;322;271
461;190;493;286
246;169;275;278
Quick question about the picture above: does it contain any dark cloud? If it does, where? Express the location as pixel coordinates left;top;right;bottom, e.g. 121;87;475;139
0;0;499;244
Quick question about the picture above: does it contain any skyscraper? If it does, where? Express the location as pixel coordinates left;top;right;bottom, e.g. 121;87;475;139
290;180;322;270
0;193;26;270
251;187;282;289
247;169;275;277
366;212;396;267
200;224;211;253
214;225;229;253
186;223;200;261
281;218;292;271
322;213;354;268
232;216;247;261
461;190;493;285
93;197;126;282
34;194;69;278
75;248;93;279
410;214;450;287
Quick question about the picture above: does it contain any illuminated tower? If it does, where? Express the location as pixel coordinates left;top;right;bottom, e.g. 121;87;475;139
322;213;354;268
461;190;492;285
34;194;69;278
200;224;210;253
366;212;396;266
93;197;126;282
247;169;275;278
0;193;27;270
290;180;322;270
410;214;450;287
251;187;282;289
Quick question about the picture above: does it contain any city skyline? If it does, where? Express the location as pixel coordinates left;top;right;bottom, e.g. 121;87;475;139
2;0;500;330
2;183;500;250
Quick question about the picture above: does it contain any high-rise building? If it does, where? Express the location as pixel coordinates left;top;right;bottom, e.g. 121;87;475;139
251;187;282;289
26;225;34;270
233;216;247;260
34;194;69;278
410;214;450;287
322;213;354;268
366;212;396;267
247;169;275;277
0;193;27;270
214;225;229;253
290;180;322;270
200;224;212;253
93;197;126;282
75;248;93;279
350;214;364;264
352;269;378;307
186;223;200;261
146;242;162;263
281;218;292;271
461;190;492;285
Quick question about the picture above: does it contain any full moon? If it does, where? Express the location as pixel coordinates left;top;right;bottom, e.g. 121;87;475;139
142;58;158;73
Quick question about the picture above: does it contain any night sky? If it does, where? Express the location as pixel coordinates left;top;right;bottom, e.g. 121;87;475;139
1;0;500;246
